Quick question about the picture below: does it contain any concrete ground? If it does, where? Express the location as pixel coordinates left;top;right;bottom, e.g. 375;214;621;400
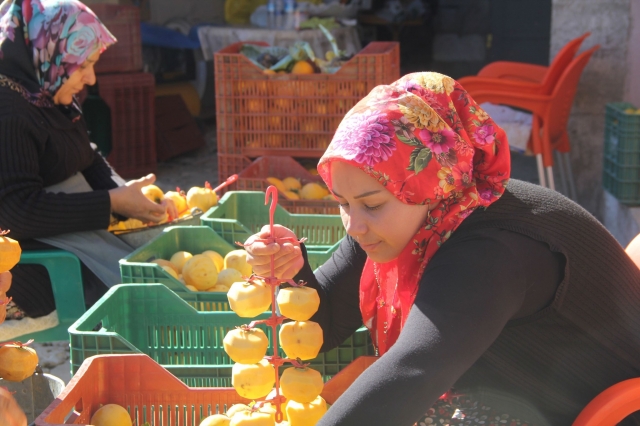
154;118;219;191
30;341;73;385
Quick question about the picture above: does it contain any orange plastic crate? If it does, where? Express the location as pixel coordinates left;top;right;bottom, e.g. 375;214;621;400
218;154;253;191
214;41;400;183
234;156;339;215
90;4;143;74
98;72;156;178
36;354;378;426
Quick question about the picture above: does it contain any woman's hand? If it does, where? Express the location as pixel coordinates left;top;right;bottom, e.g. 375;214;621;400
0;387;27;426
245;225;304;280
163;197;178;222
0;271;11;324
108;174;169;223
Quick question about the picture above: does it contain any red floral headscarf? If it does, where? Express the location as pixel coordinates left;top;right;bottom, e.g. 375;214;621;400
318;72;511;355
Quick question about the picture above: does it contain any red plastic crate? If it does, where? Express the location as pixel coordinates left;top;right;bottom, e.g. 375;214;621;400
155;95;206;161
36;354;378;426
234;156;339;215
36;354;249;426
90;4;143;74
218;154;253;189
97;72;156;178
214;41;400;183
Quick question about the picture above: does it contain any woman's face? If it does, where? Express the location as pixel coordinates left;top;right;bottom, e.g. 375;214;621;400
331;161;430;263
53;50;100;105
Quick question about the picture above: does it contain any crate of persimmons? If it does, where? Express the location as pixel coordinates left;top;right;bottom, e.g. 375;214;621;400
119;225;251;311
234;156;339;215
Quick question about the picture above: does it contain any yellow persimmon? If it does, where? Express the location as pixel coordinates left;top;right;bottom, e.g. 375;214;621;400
199;414;231;426
231;359;275;399
202;250;224;272
280;367;324;403
224;250;252;277
0;343;38;382
90;404;133;426
223;326;269;364
187;182;218;213
227;280;272;318
229;409;274;426
276;287;320;321
285;396;326;426
279;321;323;361
0;229;21;273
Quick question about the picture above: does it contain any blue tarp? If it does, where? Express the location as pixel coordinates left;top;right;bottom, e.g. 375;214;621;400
140;22;205;49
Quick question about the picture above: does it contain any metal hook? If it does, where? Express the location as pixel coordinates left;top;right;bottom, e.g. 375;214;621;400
212;174;239;193
265;186;278;237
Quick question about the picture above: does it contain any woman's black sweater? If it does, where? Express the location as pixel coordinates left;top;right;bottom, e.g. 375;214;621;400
0;85;119;315
295;179;640;426
0;85;117;240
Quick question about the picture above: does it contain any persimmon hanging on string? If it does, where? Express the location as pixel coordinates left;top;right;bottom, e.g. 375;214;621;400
0;229;21;273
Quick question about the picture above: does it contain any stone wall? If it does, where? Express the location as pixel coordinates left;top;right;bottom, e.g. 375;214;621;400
551;0;632;217
626;0;640;105
605;0;640;247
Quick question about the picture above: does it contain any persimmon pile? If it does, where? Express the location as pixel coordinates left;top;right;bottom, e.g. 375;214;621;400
151;249;251;293
108;182;219;232
265;177;331;201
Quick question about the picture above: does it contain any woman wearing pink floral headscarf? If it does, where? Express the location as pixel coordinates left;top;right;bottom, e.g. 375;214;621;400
246;71;640;426
0;0;175;320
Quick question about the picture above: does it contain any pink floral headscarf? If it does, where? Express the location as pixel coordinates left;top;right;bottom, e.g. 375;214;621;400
0;0;116;102
318;72;511;355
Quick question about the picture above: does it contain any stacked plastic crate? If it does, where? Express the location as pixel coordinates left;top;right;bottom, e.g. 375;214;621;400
213;41;401;213
90;4;156;178
602;103;640;205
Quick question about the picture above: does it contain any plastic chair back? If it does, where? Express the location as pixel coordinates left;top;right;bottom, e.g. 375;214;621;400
573;377;640;426
537;32;590;95
13;249;85;342
546;45;600;143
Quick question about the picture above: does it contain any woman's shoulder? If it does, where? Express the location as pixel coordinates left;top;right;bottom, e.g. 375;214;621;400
0;85;41;120
0;86;55;134
450;179;613;260
471;179;598;225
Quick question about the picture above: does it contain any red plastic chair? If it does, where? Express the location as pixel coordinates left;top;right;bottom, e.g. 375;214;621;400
572;378;640;425
461;32;590;91
458;33;591;196
468;45;599;194
572;236;640;423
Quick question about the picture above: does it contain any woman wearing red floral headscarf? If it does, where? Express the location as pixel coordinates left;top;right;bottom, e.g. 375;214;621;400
246;72;640;425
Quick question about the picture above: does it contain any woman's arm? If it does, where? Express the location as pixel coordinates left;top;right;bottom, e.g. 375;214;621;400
81;146;124;191
317;229;562;426
245;226;366;351
0;117;112;240
295;236;368;351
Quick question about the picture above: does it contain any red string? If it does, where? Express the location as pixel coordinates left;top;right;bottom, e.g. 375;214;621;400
0;338;34;348
233;187;316;422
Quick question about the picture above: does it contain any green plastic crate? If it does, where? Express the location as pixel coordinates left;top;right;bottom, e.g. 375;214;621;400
69;284;271;379
603;102;640;205
201;191;346;270
69;284;374;385
120;226;237;311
